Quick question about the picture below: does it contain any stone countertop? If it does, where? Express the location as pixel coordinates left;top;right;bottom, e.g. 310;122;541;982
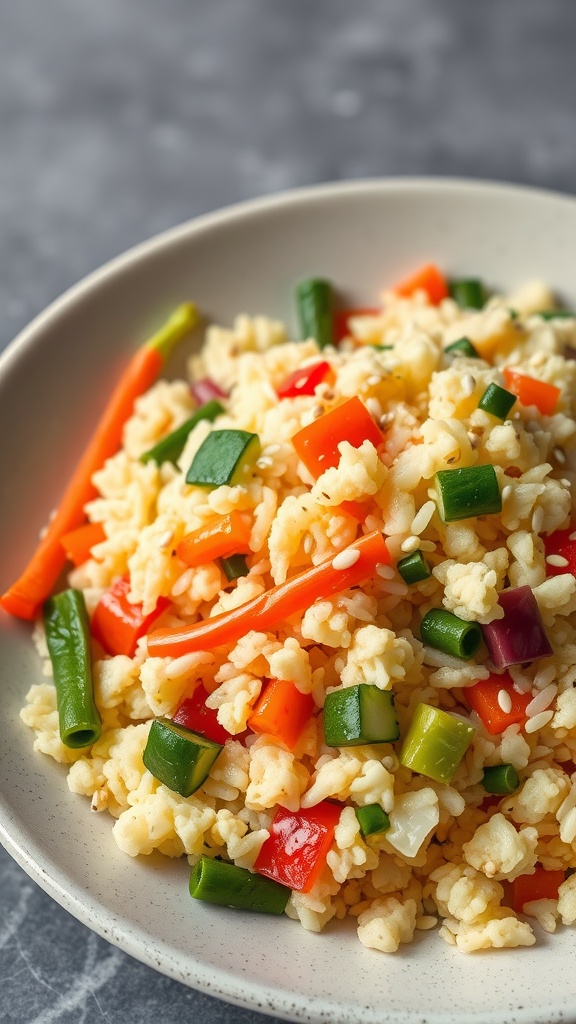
1;2;576;1022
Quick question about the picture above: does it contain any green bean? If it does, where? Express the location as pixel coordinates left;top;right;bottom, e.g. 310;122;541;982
43;589;101;748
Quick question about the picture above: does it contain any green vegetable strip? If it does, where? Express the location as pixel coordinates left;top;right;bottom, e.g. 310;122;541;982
399;703;476;784
143;719;222;797
189;855;290;914
538;310;575;320
477;383;516;420
324;685;399;747
186;429;261;488
355;804;390;838
140;399;224;465
43;589;101;749
397;550;431;585
444;337;479;359
420;608;482;660
435;465;502;522
482;763;520;795
449;279;486;310
220;554;249;582
145;303;199;360
296;278;334;350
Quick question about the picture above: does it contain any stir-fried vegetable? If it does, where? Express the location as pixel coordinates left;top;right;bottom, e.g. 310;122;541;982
399;703;475;784
190;856;290;914
478;383;516;420
323;685;399;746
277;360;334;398
449;278;487;309
295;278;334;350
172;685;234;746
177;512;252;568
186;429;261;487
91;576;170;657
143;718;223;797
394;263;449;305
420;608;482;660
248;679;315;751
254;802;342;892
502;368;561;416
435;465;502;523
482;763;520;794
60;522;106;567
43;589;101;749
292;396;383;478
140;399;224;466
355;804;391;838
481;586;553;668
465;673;531;735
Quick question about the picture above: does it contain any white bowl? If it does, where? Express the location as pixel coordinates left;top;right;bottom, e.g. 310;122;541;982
1;179;576;1024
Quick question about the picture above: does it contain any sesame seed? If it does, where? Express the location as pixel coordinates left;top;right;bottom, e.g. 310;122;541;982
376;564;395;579
497;689;512;714
532;506;545;534
526;683;558;717
400;535;420;553
546;554;570;567
158;529;174;549
331;548;361;570
501;485;513;501
411;500;436;536
554;447;566;463
462;374;476;396
467;431;481;450
524;709;554;734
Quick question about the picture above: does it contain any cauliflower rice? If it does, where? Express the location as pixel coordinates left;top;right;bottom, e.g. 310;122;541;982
21;272;576;954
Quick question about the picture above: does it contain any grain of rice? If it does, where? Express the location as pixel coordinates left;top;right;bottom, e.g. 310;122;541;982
422;647;470;669
165;652;203;679
561;478;572;488
367;375;381;387
331;548;361;570
416;916;438;931
533;664;557;690
554;447;566;463
532;506;545;533
410;500;436;536
400;535;420;553
546;554;569;567
526;683;558;717
366;397;382;419
303;534;313;554
497;689;513;714
158;530;174;549
171;567;194;596
462;374;476;396
379;412;394;427
376;564;395;579
419;540;436;552
256;456;273;469
380;580;408;597
524;709;555;733
501;485;513;502
263;444;281;455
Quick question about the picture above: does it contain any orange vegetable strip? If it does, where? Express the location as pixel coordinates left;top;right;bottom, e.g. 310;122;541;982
394;263;449;305
510;865;565;913
465;673;531;735
248;678;315;750
292;396;384;479
177;512;252;568
502;368;561;416
60;522;106;567
91;575;171;657
148;529;391;658
0;304;198;621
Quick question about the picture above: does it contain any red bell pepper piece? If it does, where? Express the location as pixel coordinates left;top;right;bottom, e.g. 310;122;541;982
502;368;561;417
333;308;380;343
172;685;235;745
544;526;576;577
91;575;170;657
465;673;531;735
291;396;384;479
394;264;449;305
248;679;315;750
254;801;342;892
177;512;252;568
510;865;565;912
277;361;334;399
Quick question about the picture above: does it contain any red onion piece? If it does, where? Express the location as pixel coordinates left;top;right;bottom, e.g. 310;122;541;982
563;346;576;361
482;586;553;668
191;377;228;405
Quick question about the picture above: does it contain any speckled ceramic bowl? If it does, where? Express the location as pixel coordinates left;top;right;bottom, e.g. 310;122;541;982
1;179;576;1024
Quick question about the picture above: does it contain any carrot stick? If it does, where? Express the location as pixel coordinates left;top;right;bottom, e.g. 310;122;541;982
147;530;391;658
1;304;198;621
60;522;106;567
177;512;252;568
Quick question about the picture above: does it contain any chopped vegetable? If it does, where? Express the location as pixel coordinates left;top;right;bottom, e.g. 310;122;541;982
399;703;475;784
60;522;106;567
43;589;102;749
449;278;486;309
435;465;502;522
502;368;561;416
397;550;431;585
444;336;479;359
334;308;380;343
190;377;228;406
323;685;399;746
0;303;198;621
538;310;575;321
465;673;531;735
186;429;261;488
254;801;342;893
248;678;315;750
140;399;224;465
143;718;223;797
420;608;482;660
147;530;391;658
189;856;290;914
394;264;449;305
220;554;250;582
482;763;520;794
172;685;234;746
510;865;565;913
91;575;170;657
544;526;576;577
295;278;334;350
478;383;516;420
355;804;390;838
176;512;252;568
291;396;383;478
481;586;553;668
277;360;334;398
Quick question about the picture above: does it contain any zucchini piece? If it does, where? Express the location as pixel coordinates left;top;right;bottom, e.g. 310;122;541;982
143;718;223;797
324;685;399;747
186;429;261;488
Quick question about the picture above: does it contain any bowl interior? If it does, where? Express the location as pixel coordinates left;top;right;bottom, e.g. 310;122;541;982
1;179;576;1024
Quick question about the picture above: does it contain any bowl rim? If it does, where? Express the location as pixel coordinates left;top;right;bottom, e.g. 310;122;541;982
2;175;576;1024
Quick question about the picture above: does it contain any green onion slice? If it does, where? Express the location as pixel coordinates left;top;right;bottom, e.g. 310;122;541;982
420;608;482;660
355;804;390;838
140;400;224;465
444;336;479;359
189;856;290;914
400;703;476;784
397;550;431;585
220;554;249;582
482;763;520;795
449;279;487;310
435;465;502;522
295;278;334;350
477;383;516;420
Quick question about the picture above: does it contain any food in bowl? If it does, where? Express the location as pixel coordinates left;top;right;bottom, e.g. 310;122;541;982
5;262;576;954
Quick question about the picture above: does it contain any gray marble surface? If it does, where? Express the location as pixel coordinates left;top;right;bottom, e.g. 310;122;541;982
1;1;576;1022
